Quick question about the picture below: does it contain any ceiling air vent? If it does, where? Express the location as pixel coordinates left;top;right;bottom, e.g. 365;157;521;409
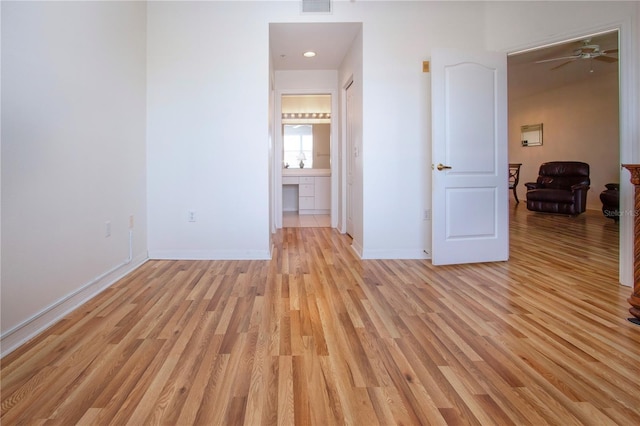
301;0;332;14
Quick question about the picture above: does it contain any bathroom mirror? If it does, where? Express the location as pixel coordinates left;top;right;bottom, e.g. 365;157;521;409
281;95;331;169
521;123;543;147
283;124;330;169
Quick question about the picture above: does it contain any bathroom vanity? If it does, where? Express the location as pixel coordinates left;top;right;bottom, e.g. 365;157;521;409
282;168;331;215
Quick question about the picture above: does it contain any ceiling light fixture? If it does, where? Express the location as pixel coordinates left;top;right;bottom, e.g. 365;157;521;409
303;51;316;58
281;112;331;120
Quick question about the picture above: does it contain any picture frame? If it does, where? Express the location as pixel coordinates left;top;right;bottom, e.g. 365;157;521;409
521;123;543;147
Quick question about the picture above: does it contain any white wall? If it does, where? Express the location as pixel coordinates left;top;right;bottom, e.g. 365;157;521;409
147;1;490;261
358;1;488;258
1;1;148;354
146;1;272;259
145;1;490;260
509;72;620;210
149;1;637;262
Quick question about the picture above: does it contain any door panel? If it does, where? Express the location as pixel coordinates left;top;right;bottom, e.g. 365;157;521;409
432;48;508;265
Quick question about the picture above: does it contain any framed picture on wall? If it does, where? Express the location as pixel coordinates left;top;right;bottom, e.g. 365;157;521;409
521;123;543;147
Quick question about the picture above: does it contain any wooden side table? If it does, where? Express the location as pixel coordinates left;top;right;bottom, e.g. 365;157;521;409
622;164;640;323
509;163;522;203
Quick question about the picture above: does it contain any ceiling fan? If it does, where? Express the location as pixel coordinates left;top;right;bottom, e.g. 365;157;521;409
535;39;618;71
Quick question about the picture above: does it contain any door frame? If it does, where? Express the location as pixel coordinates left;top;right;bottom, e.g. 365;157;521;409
342;76;354;236
505;22;637;287
274;88;339;229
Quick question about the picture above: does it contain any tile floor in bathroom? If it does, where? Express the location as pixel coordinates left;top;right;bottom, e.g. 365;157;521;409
282;212;330;228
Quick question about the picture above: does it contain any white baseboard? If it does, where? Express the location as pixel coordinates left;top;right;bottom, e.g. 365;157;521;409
148;249;272;260
0;254;148;358
351;239;364;259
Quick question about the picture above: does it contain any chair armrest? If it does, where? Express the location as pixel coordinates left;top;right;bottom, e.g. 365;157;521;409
525;182;542;190
571;183;590;191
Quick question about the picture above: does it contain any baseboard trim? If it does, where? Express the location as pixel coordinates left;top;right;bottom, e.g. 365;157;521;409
351;239;364;259
0;254;148;358
148;249;271;260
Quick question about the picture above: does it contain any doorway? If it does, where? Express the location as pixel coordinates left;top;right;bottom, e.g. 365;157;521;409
507;29;624;283
507;30;620;199
275;91;338;229
281;94;332;228
269;22;362;233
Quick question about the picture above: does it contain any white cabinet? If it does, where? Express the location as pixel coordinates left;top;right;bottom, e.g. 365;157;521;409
282;176;299;185
314;177;331;210
299;176;330;214
299;196;315;210
299;183;314;197
282;172;331;215
300;176;314;184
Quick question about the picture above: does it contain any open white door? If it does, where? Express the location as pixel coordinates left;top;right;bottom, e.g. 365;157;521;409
431;48;508;265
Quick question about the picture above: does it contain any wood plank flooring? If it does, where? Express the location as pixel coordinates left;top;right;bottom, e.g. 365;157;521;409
2;205;639;425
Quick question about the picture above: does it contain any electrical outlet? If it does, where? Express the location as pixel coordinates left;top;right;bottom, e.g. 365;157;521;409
105;221;111;237
188;211;196;222
423;209;431;221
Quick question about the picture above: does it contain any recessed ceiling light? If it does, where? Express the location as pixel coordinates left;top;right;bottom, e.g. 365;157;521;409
303;51;316;58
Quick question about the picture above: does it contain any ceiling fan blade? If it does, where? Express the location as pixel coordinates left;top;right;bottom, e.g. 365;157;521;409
594;55;618;63
535;55;580;64
602;48;618;54
550;60;575;70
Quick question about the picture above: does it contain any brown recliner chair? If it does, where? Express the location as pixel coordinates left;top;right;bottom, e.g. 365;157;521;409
525;161;590;215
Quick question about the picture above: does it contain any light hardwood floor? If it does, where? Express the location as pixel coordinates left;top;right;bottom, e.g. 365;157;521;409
2;204;639;425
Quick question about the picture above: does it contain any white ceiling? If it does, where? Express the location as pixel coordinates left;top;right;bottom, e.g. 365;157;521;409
508;30;619;100
270;22;361;70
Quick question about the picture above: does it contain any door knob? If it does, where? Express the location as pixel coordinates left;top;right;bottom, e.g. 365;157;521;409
436;163;452;171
